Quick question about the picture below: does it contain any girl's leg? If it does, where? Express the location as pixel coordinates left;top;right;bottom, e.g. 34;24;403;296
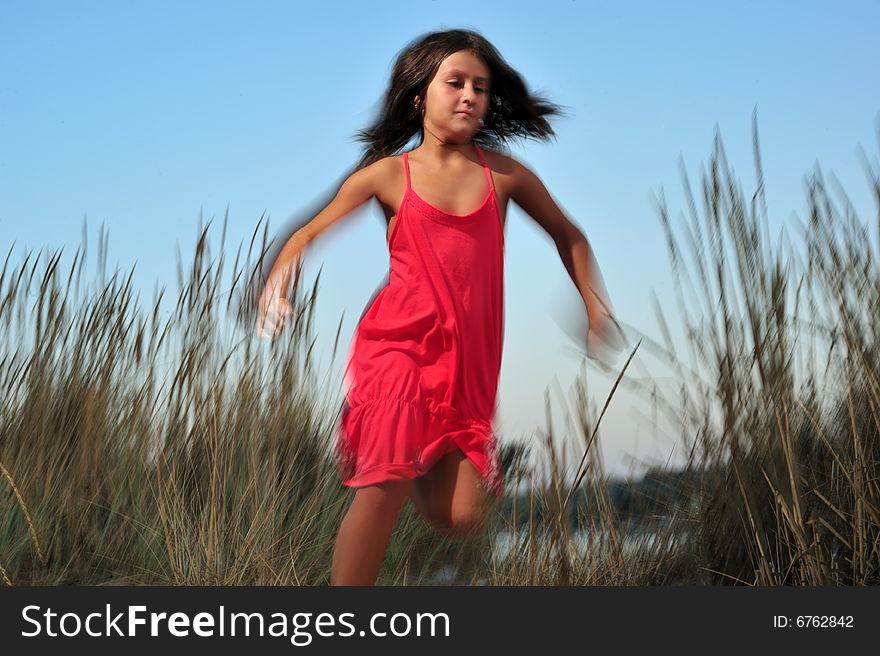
409;448;493;538
331;480;411;586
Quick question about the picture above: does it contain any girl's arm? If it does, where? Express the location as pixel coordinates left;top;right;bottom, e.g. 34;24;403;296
258;160;385;338
510;159;625;358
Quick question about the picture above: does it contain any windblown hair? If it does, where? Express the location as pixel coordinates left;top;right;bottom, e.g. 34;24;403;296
353;28;565;170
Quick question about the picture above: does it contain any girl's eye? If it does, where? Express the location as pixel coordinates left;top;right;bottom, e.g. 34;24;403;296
447;81;486;93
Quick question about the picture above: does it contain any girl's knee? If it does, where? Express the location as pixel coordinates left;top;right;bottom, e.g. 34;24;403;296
443;517;487;539
431;506;490;539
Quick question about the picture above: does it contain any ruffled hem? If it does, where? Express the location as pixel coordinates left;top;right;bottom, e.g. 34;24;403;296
334;394;504;497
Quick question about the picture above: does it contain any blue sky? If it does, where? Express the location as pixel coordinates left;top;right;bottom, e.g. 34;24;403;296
2;0;878;479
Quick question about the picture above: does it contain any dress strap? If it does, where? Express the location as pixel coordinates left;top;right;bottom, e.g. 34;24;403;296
402;152;412;190
473;144;496;195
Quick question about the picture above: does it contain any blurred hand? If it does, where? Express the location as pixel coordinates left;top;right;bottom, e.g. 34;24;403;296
586;313;627;372
257;278;293;341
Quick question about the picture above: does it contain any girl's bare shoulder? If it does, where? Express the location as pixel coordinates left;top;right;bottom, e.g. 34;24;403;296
480;148;524;199
370;155;409;211
371;154;405;182
480;147;520;170
349;155;401;187
338;156;401;204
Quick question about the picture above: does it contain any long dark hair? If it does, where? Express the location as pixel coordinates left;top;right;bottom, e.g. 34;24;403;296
353;28;566;170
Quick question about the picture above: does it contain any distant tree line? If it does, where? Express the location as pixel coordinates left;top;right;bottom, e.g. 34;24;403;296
497;465;706;531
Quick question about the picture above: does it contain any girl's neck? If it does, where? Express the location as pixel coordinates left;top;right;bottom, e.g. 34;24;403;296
411;135;476;166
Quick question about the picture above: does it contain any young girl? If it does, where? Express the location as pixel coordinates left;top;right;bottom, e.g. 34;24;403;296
257;29;626;585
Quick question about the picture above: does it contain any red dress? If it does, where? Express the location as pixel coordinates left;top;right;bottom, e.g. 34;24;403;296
334;143;505;498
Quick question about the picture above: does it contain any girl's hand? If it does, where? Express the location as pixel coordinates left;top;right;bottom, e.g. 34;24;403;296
257;278;294;340
586;313;627;371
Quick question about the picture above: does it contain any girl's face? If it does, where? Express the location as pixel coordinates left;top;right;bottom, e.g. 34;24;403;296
421;50;491;144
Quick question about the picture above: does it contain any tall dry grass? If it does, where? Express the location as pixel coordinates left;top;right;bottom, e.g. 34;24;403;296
1;116;878;585
618;114;880;585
